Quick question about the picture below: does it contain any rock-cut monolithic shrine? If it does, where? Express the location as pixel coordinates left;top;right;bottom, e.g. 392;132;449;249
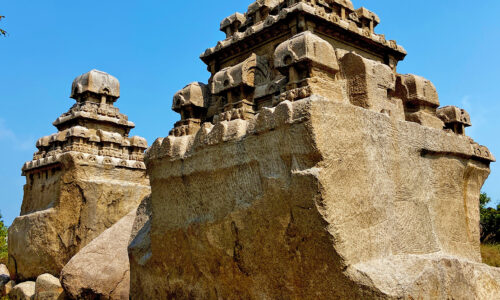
5;0;500;299
8;70;150;281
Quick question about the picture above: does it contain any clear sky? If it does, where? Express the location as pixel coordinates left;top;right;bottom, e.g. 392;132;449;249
1;0;499;225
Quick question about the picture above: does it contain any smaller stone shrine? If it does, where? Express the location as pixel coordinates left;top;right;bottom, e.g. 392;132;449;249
8;70;150;281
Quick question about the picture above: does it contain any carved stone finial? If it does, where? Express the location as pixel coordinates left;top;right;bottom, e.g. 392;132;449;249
437;105;472;135
70;69;120;103
172;82;209;113
220;13;246;38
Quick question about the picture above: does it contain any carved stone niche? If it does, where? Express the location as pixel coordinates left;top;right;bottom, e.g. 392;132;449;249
274;31;341;102
129;136;148;161
327;0;355;20
329;0;354;10
70;69;120;106
395;74;444;129
286;0;315;8
97;129;123;158
247;0;281;25
34;136;51;159
220;13;246;38
64;126;91;152
353;7;380;34
211;53;271;121
340;52;404;119
437;106;472;135
171;82;209;137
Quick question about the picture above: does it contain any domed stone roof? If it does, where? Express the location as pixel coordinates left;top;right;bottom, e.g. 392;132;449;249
70;69;120;101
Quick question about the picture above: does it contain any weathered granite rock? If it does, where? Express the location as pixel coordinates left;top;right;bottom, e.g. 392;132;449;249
128;197;152;297
8;70;150;281
131;98;498;299
130;0;498;299
10;281;36;300
0;264;10;296
0;264;9;284
34;274;65;300
2;280;15;296
61;196;150;300
351;254;500;299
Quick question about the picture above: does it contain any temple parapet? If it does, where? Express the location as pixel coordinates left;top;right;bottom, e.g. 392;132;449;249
167;0;489;156
203;0;406;68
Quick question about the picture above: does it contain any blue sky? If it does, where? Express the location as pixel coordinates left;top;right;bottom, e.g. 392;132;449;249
1;0;499;225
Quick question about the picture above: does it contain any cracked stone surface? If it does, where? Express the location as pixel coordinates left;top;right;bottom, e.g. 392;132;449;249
130;97;498;299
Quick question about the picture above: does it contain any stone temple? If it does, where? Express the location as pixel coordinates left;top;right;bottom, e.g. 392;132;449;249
8;70;150;281
129;0;500;299
3;1;499;299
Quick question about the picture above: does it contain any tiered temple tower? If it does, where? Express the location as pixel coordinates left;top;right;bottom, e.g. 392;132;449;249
168;0;480;136
130;1;499;298
9;70;151;281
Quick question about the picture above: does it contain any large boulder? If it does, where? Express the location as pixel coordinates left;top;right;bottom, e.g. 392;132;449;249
10;281;35;300
61;196;150;300
35;273;65;300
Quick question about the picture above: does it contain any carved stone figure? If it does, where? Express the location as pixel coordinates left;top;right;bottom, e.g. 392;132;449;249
8;70;150;281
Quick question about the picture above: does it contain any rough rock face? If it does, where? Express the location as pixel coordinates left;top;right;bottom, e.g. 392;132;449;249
132;98;499;299
130;0;498;299
8;70;150;281
61;196;150;300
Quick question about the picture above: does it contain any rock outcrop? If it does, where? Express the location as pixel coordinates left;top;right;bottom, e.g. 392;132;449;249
8;70;151;281
61;196;150;300
129;0;498;299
